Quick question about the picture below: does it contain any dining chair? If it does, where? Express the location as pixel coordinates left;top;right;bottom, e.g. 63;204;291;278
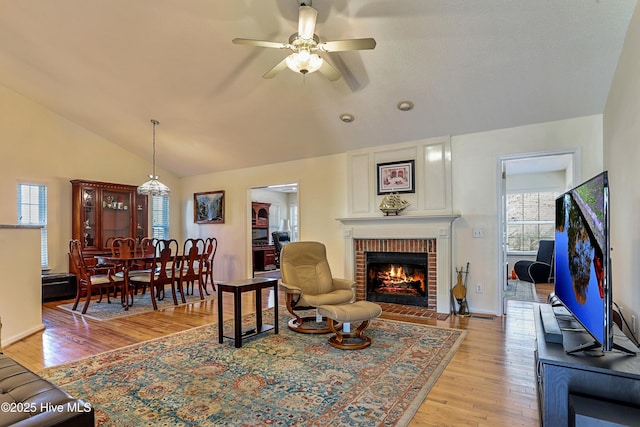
110;237;145;295
201;237;218;294
69;239;125;314
177;238;206;300
129;239;180;309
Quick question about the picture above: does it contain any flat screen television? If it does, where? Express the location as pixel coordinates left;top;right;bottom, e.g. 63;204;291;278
554;171;634;354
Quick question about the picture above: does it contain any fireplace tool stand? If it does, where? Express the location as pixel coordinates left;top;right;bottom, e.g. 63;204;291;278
451;262;470;316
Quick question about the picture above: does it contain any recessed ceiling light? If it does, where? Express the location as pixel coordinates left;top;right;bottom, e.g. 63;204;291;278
340;113;355;123
397;100;414;111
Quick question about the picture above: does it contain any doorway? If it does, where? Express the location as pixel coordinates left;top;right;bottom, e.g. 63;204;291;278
249;183;298;277
498;151;579;314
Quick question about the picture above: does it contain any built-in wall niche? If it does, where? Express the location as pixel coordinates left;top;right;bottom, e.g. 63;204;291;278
346;136;452;217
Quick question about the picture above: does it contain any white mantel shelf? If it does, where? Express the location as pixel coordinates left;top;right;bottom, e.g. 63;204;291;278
337;214;460;225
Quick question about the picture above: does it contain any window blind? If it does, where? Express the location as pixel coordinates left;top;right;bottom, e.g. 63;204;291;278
17;184;48;267
152;195;170;239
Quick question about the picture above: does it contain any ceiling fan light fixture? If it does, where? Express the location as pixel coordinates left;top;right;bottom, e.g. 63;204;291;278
137;119;170;197
285;50;323;75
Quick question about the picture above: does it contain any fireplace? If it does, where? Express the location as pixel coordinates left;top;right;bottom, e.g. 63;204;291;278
353;238;437;311
366;252;428;306
339;214;459;314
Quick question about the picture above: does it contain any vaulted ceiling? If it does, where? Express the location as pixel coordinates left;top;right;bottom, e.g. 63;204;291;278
0;0;635;177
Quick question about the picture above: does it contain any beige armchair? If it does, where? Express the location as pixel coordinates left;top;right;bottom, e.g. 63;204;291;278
280;241;356;333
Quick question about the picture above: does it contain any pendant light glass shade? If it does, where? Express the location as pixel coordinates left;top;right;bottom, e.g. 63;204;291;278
137;119;170;196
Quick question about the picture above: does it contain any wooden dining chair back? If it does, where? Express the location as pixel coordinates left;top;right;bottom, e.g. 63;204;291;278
69;239;124;314
111;237;137;259
178;238;206;300
138;237;157;257
129;238;180;310
201;237;218;294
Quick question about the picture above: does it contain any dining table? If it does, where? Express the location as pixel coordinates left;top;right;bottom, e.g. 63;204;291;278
95;254;155;310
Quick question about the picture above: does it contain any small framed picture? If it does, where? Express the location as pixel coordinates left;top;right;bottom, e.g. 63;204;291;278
377;160;415;194
194;190;225;224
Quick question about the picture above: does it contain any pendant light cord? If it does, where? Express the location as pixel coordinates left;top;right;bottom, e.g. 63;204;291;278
151;119;159;178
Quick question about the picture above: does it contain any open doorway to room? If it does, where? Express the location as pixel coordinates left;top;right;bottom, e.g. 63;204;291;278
498;152;579;314
249;183;298;278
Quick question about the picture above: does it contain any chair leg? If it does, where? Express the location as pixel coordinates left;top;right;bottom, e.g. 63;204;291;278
171;282;180;305
176;280;187;303
149;284;158;310
81;287;92;314
72;286;82;311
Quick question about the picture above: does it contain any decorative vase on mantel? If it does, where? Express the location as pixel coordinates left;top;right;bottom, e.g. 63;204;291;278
379;193;410;216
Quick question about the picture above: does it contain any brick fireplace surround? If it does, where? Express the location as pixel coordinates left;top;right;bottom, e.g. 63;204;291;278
338;215;459;316
354;238;437;311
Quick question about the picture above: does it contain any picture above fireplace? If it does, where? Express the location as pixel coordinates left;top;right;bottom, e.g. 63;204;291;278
366;251;428;307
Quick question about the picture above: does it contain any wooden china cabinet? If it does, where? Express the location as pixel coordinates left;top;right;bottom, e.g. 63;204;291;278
251;202;276;271
70;179;148;268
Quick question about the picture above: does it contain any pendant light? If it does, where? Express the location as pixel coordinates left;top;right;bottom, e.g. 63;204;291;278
137;119;170;196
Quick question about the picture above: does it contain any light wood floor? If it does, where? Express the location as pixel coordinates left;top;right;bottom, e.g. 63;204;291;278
3;284;553;426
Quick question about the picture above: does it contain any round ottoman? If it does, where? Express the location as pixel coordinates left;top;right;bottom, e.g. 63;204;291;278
317;301;382;349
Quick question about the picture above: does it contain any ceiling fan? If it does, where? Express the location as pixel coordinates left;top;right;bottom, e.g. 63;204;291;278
232;1;376;81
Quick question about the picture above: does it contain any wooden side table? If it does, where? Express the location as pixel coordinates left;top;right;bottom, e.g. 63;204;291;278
217;277;279;348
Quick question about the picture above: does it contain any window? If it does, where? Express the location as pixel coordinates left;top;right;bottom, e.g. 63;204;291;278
151;195;170;239
507;191;556;253
17;183;48;268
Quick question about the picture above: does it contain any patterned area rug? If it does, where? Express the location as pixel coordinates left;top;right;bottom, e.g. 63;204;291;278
57;290;216;321
505;280;537;302
40;309;466;426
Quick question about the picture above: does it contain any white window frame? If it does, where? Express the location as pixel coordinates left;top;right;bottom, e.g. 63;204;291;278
506;191;556;254
17;183;48;268
151;195;170;239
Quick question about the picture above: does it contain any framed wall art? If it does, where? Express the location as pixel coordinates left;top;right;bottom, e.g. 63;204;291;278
377;160;415;194
194;190;225;224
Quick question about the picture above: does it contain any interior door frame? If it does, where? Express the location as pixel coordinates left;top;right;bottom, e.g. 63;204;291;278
496;149;580;315
246;182;300;278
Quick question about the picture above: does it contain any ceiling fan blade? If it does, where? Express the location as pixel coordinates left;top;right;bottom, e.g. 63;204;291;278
232;38;288;49
317;59;341;81
319;38;377;52
263;57;289;79
298;5;317;39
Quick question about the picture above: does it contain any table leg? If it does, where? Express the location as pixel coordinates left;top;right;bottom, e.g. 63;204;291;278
234;289;242;348
217;286;224;344
273;282;279;334
256;287;263;333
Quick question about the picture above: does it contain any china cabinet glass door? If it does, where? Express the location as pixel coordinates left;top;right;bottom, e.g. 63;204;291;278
102;189;131;243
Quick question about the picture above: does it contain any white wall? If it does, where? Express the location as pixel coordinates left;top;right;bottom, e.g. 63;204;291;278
603;4;640;329
0;84;182;274
0;226;42;346
179;154;348;281
451;115;603;314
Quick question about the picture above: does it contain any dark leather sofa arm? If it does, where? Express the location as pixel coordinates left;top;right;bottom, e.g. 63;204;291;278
0;354;94;427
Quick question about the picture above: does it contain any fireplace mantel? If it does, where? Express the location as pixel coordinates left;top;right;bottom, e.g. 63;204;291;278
338;213;460;314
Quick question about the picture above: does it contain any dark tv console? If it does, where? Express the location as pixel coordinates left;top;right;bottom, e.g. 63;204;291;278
534;303;640;426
